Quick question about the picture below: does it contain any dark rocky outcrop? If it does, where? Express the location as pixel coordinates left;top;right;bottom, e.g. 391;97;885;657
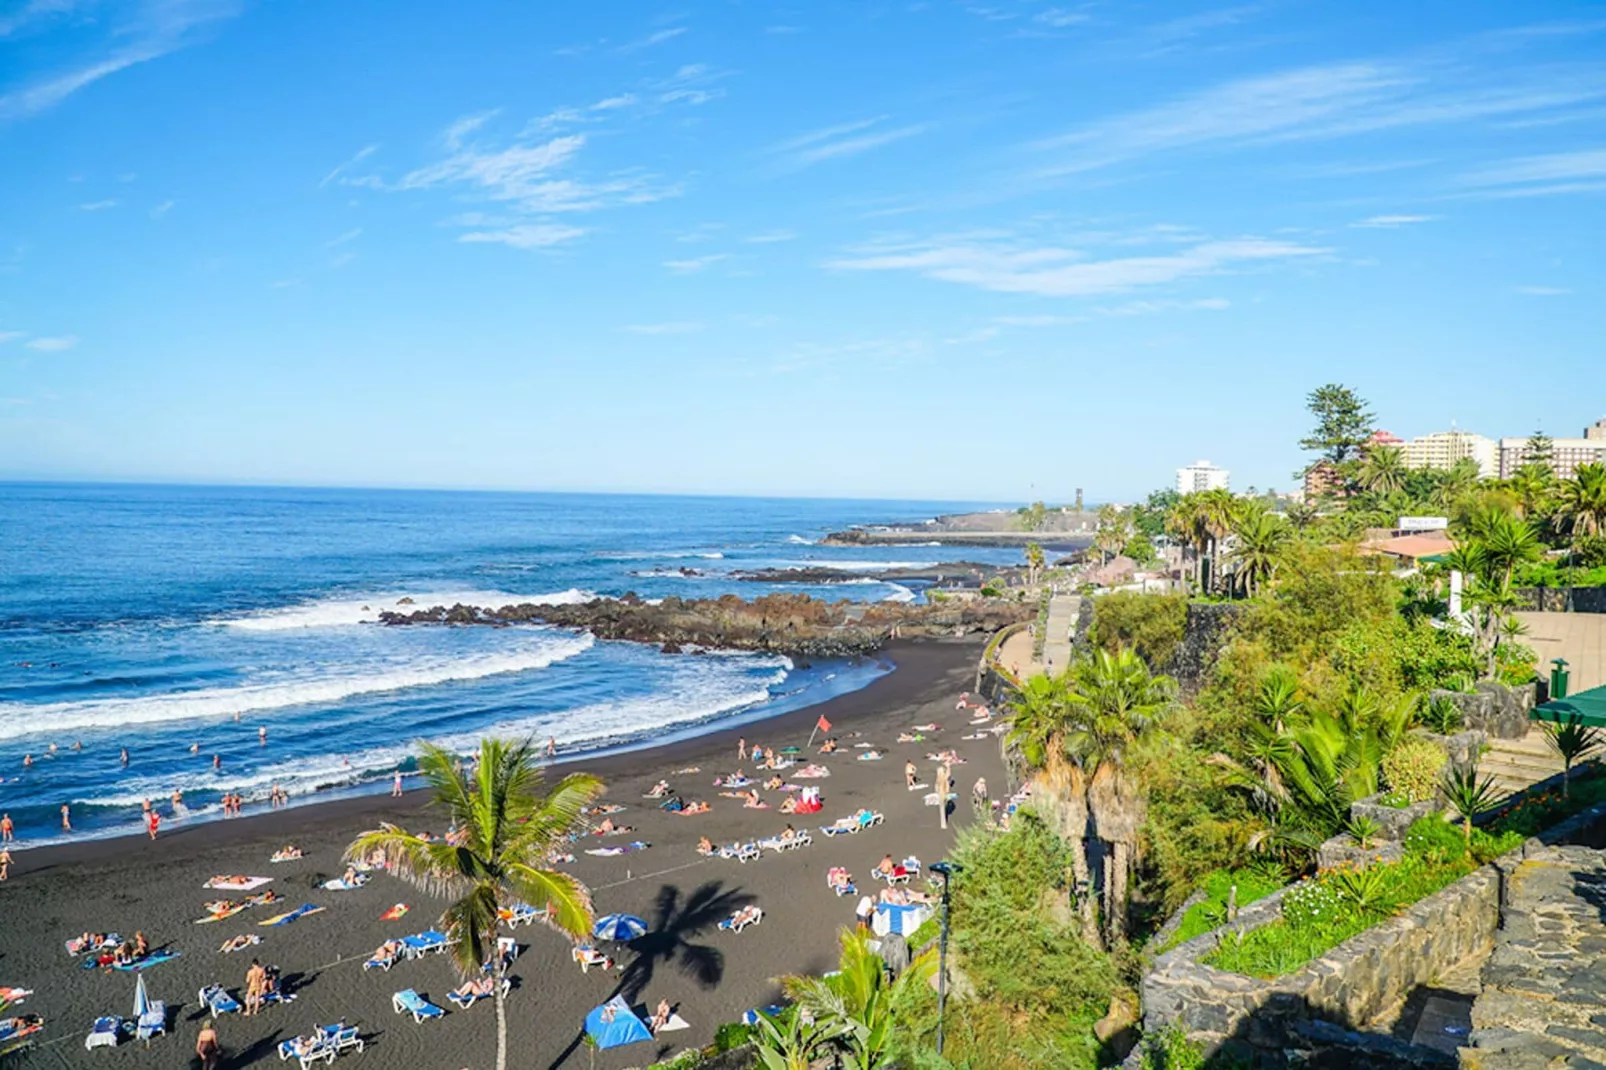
378;592;1033;659
731;562;997;587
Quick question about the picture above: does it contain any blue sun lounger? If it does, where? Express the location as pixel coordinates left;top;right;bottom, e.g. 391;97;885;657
401;930;448;958
84;1015;123;1050
392;988;445;1023
198;984;240;1015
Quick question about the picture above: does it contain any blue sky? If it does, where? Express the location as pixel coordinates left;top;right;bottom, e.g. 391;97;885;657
1;0;1603;502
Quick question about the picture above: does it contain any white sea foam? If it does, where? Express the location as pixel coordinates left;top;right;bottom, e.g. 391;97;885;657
777;560;933;572
0;634;596;742
786;535;814;545
71;655;792;808
218;588;594;631
881;583;917;603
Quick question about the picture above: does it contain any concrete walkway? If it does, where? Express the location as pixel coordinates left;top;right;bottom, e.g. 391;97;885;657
991;592;1079;680
1515;612;1606;692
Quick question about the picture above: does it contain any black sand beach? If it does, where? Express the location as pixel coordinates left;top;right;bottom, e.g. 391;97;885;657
0;637;1007;1069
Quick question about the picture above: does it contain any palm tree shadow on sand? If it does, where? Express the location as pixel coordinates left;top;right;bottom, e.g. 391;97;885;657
545;880;752;1070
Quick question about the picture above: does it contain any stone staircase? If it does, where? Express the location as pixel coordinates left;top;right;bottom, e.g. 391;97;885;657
1480;728;1565;799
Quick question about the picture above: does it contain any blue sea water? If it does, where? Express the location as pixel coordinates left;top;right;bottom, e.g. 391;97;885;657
0;484;1020;846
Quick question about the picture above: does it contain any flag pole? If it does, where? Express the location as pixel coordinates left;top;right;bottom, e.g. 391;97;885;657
806;724;819;749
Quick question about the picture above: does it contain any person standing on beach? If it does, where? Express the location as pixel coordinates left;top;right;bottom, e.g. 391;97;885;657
905;761;918;790
0;812;12;841
737;738;746;761
392;772;403;797
60;804;71;831
146;810;160;840
0;846;12;881
546;736;557;758
244;960;266;1016
196;1019;222;1070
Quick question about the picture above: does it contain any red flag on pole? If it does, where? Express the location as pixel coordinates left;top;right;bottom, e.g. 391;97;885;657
816;714;832;733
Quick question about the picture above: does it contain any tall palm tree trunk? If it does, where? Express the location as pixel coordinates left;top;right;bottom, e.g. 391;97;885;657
495;981;508;1070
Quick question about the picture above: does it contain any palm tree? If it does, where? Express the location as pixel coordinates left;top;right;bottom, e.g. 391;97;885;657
1093;504;1129;565
1005;674;1096;943
1433;458;1484;511
781;928;938;1070
1024;541;1046;588
1357;444;1407;494
1556;463;1606;540
1230;508;1291;598
1194;489;1239;595
1252;664;1303;733
1061;650;1177;946
345;740;602;1070
1165;494;1210;592
1507;463;1555;519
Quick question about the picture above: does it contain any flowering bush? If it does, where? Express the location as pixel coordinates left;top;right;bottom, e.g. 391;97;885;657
1280;877;1341;928
1382;738;1447;804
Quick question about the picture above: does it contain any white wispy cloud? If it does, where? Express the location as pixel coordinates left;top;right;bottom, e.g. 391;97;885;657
77;199;117;211
1032;58;1606;177
993;314;1084;327
26;335;77;351
1135;4;1264;53
1351;214;1435;228
592;94;637;111
148;199;175;218
1035;8;1091;29
324;228;363;248
828;234;1324;296
0;330;24;343
0;0;83;38
321;144;378;187
458;223;587;249
1095;297;1232;316
664;254;730;273
443;110;499;150
1453;149;1606;197
1515;285;1573;296
618;26;686;52
624;322;704;334
653;64;727;106
744;230;796;243
770;116;931;170
0;0;241;120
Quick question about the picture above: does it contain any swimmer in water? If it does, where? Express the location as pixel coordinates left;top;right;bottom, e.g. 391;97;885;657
121;748;129;766
191;743;200;755
259;727;266;745
213;754;221;771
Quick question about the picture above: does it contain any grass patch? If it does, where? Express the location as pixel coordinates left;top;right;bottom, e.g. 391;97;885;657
1156;868;1286;953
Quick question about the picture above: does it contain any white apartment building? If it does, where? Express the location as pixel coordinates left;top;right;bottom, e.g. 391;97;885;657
1176;460;1230;494
1498;429;1606;480
1400;430;1498;478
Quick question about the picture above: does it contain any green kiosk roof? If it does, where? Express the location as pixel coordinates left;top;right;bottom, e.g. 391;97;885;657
1533;684;1606;727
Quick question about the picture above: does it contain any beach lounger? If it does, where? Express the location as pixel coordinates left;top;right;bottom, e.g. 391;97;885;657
571;946;613;973
199;984;241;1015
718;908;763;933
401;930;448;958
362;950;397;972
392;989;445;1023
277;1036;335;1067
328;1025;362;1055
498;904;537;927
743;1005;787;1026
735;843;761;863
136;1000;167;1042
84;1015;123;1050
447;979;509;1009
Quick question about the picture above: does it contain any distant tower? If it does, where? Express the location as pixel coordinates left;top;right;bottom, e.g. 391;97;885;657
1074;488;1084;512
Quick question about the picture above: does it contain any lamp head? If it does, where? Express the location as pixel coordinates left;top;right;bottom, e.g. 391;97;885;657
930;860;963;878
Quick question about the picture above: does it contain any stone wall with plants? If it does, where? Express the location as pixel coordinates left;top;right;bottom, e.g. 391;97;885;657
1516;586;1606;613
1139;864;1500;1064
1428;681;1536;740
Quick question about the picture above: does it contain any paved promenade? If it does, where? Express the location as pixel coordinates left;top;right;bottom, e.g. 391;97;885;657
1515;611;1606;692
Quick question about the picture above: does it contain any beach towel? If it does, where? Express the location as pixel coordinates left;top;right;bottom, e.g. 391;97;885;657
65;934;119;956
111;950;180;972
320;874;368;891
218;934;260;953
258;903;324;927
658;1012;691;1033
203;876;271;891
381;903;410;921
0;988;32;1006
585;841;650;856
0;1018;42;1043
194;903;248;924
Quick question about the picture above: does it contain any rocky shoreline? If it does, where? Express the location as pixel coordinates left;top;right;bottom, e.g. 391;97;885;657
378;592;1033;658
730;562;999;586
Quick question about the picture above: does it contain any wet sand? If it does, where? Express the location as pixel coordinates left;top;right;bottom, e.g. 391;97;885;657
0;638;1007;1069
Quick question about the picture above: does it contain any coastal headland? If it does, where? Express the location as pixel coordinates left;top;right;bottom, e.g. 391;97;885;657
377;592;1034;658
0;638;1004;1069
821;507;1096;551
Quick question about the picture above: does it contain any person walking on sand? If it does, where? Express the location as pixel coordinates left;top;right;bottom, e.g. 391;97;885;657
147;809;160;840
60;804;71;831
392;771;403;798
737;738;746;761
0;846;12;881
1;812;12;842
546;736;557;758
905;761;918;790
196;1019;222;1070
244;959;267;1016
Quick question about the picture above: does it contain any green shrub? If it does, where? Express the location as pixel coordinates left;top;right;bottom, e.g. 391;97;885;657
1495;640;1538;685
712;1022;752;1053
1381;738;1447;804
1415;694;1463;735
1089;591;1188;669
1492;771;1606;838
1157;867;1287;952
1404;814;1467;864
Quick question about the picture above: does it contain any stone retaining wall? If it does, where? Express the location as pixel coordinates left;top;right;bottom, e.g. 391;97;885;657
1139;867;1501;1066
1429;682;1536;741
1515;587;1606;614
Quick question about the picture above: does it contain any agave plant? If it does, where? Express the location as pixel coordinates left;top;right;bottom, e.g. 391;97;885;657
750;1008;831;1070
1544;714;1603;798
1442;763;1500;845
1346;815;1383;851
781;928;938;1070
1415;694;1463;736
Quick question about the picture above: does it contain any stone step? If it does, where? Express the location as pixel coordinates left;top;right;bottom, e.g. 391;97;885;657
1485;734;1562;758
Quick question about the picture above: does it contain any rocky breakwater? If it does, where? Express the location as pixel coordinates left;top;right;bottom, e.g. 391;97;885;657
731;562;999;588
378;592;1033;659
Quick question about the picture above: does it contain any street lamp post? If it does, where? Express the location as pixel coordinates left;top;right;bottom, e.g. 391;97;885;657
930;859;963;1055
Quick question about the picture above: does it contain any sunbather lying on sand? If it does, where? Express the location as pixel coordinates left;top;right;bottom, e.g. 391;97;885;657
697;837;715;855
219;934;260;953
896;732;925;744
678;801;711;815
270;846;301;862
880;887;934;905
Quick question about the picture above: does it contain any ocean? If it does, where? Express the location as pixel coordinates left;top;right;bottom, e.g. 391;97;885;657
0;483;1021;846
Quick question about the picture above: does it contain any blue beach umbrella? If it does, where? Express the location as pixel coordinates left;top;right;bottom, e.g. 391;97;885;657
592;913;647;942
585;996;653;1050
132;974;151;1019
